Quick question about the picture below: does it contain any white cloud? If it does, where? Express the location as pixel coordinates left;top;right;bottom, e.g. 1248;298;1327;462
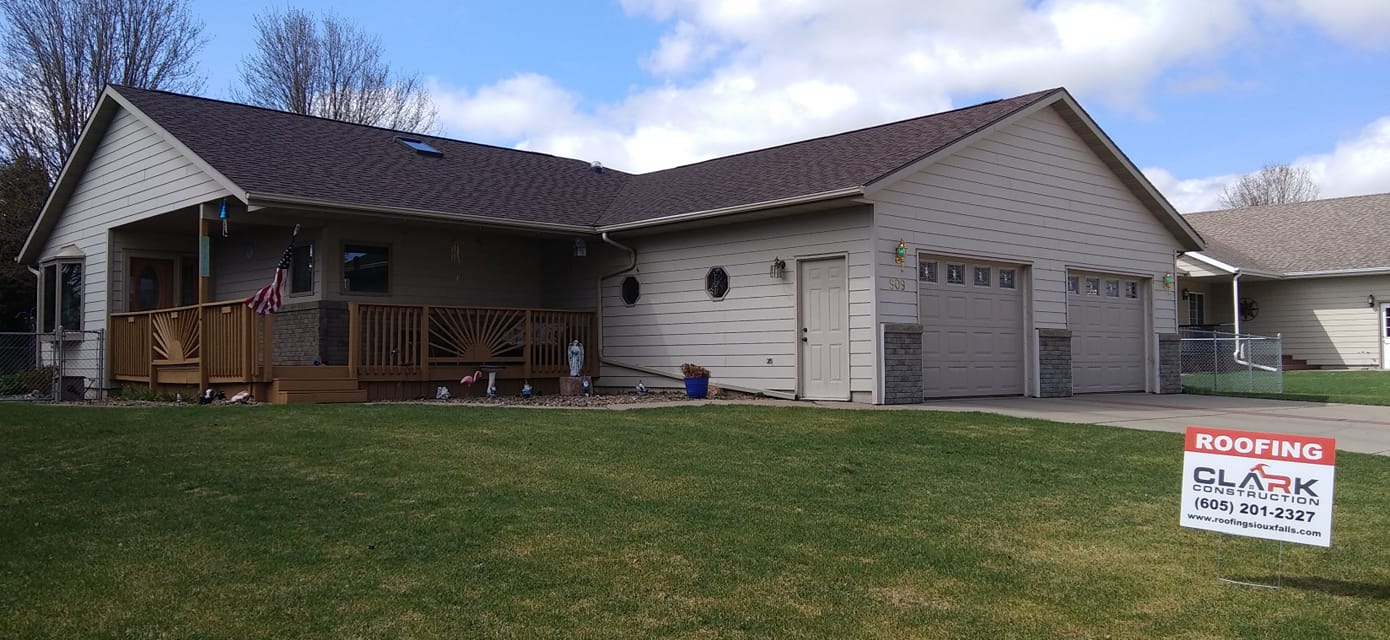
430;0;1390;178
1291;0;1390;50
1145;115;1390;213
1299;116;1390;198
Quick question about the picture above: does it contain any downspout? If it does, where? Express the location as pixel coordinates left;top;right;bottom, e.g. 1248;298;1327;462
27;266;40;329
1230;270;1277;373
596;232;637;369
1231;270;1241;336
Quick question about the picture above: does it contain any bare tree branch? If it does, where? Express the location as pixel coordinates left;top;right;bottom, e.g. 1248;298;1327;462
235;8;437;134
1218;164;1320;209
0;0;205;179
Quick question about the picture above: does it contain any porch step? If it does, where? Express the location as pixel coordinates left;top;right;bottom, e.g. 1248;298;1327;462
273;378;363;392
1281;355;1320;371
270;367;367;404
275;389;370;404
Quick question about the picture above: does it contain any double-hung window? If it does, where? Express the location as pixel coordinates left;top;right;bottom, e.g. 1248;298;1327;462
40;259;84;331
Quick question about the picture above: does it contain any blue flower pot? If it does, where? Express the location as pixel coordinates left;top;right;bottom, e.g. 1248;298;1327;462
684;376;709;399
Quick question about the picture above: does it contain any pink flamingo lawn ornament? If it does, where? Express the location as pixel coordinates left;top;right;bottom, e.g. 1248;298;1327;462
459;370;484;398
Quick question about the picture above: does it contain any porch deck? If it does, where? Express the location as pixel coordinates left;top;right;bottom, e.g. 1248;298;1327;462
110;301;598;403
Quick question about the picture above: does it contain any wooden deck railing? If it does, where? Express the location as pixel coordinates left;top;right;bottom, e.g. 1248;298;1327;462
348;303;597;380
110;300;272;385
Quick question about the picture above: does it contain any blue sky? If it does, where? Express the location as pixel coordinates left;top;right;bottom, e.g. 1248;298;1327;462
188;0;1390;212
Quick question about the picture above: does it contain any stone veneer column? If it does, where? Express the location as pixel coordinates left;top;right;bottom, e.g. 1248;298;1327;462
1038;328;1072;398
882;323;924;405
271;301;349;366
1158;333;1181;394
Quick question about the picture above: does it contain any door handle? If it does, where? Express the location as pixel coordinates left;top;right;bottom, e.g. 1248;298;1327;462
801;337;808;342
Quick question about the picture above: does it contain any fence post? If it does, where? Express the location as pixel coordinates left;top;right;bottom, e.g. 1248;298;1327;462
97;329;106;400
1210;332;1218;392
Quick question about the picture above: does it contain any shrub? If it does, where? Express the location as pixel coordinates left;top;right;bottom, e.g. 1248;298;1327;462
680;363;710;379
0;367;55;396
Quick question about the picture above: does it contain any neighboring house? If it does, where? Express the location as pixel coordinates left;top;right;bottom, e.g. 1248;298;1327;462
1178;193;1390;369
18;85;1202;403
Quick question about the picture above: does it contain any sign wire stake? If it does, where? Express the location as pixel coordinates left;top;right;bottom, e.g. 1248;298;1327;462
1215;533;1283;589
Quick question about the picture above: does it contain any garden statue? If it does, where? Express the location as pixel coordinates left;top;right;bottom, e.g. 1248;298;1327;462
567;340;584;377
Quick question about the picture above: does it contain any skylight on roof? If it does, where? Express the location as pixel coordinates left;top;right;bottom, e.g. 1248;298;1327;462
395;136;442;156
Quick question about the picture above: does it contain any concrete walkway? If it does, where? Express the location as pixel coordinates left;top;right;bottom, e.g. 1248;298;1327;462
916;393;1390;456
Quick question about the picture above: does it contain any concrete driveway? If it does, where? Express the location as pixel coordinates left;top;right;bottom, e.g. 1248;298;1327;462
917;393;1390;456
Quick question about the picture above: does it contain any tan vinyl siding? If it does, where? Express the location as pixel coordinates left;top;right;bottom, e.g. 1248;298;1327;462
208;219;595;310
873;104;1181;335
600;207;873;395
110;229;198;313
1239;276;1390;367
35;107;228;378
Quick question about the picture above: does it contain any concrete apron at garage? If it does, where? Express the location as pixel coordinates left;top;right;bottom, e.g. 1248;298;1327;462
919;393;1390;456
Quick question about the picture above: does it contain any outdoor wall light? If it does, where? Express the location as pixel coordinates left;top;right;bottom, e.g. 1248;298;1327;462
895;240;907;270
1163;273;1174;290
769;257;787;280
1369;294;1377;308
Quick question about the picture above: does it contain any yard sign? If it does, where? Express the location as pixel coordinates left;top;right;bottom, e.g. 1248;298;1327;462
1180;426;1335;547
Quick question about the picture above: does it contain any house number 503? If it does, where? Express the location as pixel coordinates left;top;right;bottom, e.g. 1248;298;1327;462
888;278;907;291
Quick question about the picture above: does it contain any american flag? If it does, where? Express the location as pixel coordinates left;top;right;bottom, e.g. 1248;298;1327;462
245;226;299;315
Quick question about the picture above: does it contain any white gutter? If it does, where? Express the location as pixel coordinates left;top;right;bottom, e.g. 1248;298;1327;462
595;187;863;233
1281;267;1390;278
248;192;596;234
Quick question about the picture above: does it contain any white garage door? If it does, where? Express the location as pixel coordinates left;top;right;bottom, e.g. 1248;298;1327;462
1068;271;1146;393
920;256;1024;398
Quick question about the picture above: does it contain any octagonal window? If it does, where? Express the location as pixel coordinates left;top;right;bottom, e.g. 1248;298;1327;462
706;267;730;300
621;276;640;305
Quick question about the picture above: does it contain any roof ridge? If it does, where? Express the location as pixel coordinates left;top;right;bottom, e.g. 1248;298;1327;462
1185;190;1390;216
110;84;633;173
633;88;1064;175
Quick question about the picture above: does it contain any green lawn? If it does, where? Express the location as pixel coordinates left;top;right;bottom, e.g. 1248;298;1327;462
1185;370;1390;405
2;404;1388;639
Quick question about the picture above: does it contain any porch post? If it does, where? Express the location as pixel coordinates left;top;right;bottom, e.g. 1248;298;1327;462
419;305;430;381
197;207;213;390
522;310;532;380
347;303;360;378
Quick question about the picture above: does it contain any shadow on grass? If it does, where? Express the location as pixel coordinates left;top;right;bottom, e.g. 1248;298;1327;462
1241;576;1390;599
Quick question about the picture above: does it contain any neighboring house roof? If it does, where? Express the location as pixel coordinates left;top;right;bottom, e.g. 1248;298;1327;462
1183;193;1390;275
19;84;1203;263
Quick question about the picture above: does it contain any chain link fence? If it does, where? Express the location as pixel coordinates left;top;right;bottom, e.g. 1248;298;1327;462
1179;328;1283;394
0;330;106;402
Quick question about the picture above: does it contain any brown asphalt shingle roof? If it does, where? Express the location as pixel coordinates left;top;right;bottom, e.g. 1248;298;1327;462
113;85;1060;229
1183;193;1390;273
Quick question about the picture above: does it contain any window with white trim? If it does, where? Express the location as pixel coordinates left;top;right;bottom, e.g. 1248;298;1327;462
40;260;83;331
1187;292;1206;325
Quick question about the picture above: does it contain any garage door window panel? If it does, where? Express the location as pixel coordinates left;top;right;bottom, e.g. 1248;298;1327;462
919;260;937;282
1085;277;1100;295
974;266;991;287
999;269;1015;289
946;264;965;285
1105;280;1120;297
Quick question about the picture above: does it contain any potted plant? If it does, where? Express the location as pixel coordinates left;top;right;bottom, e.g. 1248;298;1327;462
681;363;711;399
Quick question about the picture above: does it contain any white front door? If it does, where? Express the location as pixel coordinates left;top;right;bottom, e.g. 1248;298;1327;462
1381;303;1390;371
799;256;850;400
